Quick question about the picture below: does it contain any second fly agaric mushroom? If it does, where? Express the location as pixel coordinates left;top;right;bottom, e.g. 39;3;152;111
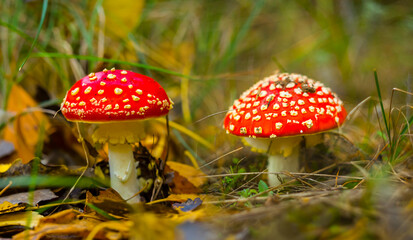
224;72;347;186
61;68;173;202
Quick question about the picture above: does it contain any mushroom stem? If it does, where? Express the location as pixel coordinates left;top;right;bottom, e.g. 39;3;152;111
108;143;141;203
267;147;299;186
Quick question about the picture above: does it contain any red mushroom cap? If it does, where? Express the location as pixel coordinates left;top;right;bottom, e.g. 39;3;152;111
61;68;173;122
224;73;347;138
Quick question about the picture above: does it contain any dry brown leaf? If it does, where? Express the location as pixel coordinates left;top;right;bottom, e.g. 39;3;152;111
3;84;50;164
165;161;207;194
13;209;130;240
84;189;132;219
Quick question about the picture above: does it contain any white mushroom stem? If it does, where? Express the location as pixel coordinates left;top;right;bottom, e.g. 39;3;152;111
108;143;141;203
92;122;146;203
244;134;323;186
267;145;299;186
244;136;302;186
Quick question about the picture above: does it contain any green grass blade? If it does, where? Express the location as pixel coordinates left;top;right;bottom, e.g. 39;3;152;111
374;70;391;148
219;0;266;70
32;52;197;80
19;0;48;71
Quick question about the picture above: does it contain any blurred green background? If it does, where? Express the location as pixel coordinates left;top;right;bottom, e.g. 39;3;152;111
0;0;412;162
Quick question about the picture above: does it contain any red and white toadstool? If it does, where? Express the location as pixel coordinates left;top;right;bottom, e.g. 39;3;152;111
61;68;173;202
224;72;347;186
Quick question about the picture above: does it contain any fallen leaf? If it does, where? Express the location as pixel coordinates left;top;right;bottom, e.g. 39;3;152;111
165;161;207;194
0;189;57;205
172;198;202;212
3;84;50;163
0;201;26;215
13;209;130;240
0;211;43;228
84;189;132;219
147;194;207;204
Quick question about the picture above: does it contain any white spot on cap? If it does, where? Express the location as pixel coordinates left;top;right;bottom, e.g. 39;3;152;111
123;99;129;103
269;84;276;90
273;103;280;110
124;104;131;109
294;88;303;94
309;98;316;103
114;88;123;95
107;74;116;80
132;95;140;101
121;70;127;75
245;112;251;120
281;111;287;116
259;91;267;97
71;88;79;96
111;67;116;72
100;82;106;86
280;91;292;98
261;104;268;111
101;97;107;102
286;82;295;88
252;115;261;121
229;124;235;131
136;89;143;95
298;99;305;105
104;104;112;110
254;127;262;134
302;119;313;129
121;78;127;83
240;127;247;134
79;101;86;106
84;86;92;94
290;110;298;116
98;90;104;94
275;122;283;130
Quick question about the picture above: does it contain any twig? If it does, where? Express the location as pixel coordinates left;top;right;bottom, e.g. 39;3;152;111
198;147;243;169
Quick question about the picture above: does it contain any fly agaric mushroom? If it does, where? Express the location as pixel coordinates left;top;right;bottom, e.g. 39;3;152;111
224;72;347;186
61;68;173;202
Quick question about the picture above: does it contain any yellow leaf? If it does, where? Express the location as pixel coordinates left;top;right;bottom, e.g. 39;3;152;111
102;0;145;39
166;161;206;187
0;163;12;173
3;84;50;163
0;201;26;214
0;211;43;228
